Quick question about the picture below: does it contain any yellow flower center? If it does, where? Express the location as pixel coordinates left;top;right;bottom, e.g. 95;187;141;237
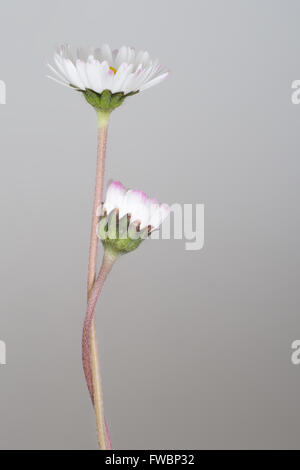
109;66;117;74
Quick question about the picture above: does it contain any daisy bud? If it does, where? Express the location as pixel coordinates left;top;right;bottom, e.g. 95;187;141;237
97;181;170;257
48;44;169;112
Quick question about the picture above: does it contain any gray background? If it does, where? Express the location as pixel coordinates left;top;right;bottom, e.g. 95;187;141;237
0;0;299;450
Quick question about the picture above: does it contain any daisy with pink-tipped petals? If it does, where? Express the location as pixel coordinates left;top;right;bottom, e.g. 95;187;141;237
102;180;170;233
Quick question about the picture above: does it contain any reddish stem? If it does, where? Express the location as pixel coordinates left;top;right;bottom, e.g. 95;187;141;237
84;111;112;449
83;252;116;450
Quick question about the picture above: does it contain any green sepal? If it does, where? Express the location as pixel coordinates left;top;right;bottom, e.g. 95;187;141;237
98;215;108;239
109;92;124;109
80;88;139;112
83;89;102;108
102;236;144;256
107;210;118;239
99;90;111;109
97;211;148;256
118;214;130;239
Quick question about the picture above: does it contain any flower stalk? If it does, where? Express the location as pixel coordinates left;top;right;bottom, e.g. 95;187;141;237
87;111;109;302
83;250;117;450
84;109;111;450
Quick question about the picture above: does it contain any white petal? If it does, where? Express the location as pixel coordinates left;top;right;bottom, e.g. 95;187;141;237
140;51;150;66
127;47;136;65
64;58;85;89
115;46;129;68
140;72;169;91
98;61;111;91
149;203;162;229
53;54;69;80
122;72;138;94
75;59;90;89
47;63;69;84
77;47;92;61
122;190;149;228
99;44;113;63
134;50;145;68
47;75;72;88
104;181;126;214
86;59;103;93
110;63;129;93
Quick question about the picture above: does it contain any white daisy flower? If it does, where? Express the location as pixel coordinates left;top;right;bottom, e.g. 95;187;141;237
98;180;170;255
103;180;170;231
47;44;169;98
